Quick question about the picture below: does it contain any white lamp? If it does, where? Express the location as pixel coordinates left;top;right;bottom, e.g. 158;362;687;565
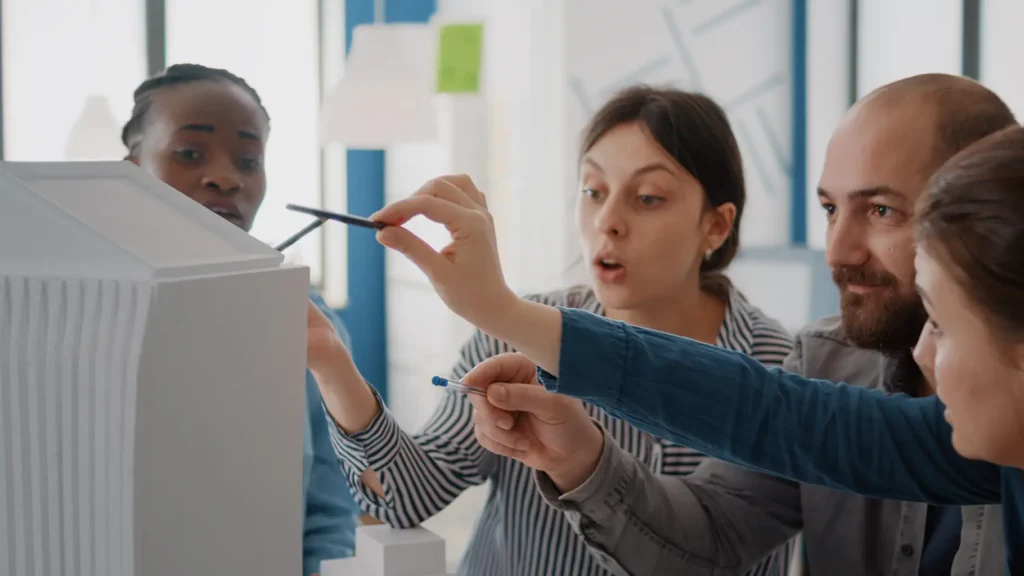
65;95;126;160
320;22;438;149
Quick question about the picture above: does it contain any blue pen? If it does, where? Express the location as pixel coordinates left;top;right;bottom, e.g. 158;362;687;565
431;376;486;396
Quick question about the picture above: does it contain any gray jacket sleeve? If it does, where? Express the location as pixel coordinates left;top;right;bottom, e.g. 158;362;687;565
535;345;808;575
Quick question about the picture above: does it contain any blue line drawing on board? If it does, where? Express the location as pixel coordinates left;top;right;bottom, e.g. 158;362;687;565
661;7;703;89
726;72;786;110
569;76;592;116
691;0;762;36
756;106;792;176
603;55;672;94
736;120;776;197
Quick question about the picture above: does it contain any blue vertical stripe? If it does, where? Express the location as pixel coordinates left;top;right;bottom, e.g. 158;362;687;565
338;0;436;403
790;0;807;246
383;0;436;23
791;3;810;566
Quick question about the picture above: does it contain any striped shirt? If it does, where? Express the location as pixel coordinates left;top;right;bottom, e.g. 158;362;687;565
328;285;796;575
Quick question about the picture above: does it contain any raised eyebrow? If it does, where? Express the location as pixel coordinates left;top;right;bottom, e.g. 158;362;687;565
581;157;604;173
176;123;215;133
849;186;909;203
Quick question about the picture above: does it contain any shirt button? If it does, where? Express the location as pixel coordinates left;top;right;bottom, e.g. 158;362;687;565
901;544;915;557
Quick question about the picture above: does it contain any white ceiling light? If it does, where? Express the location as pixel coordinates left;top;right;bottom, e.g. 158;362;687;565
319;0;438;149
65;95;126;161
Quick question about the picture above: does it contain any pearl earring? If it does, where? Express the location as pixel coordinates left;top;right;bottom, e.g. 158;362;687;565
704;249;714;261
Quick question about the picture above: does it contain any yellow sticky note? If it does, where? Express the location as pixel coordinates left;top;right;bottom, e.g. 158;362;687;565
437;23;483;94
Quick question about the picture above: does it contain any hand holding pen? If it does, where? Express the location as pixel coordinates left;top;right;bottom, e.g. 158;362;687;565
370;175;521;335
444;352;605;493
370;174;564;378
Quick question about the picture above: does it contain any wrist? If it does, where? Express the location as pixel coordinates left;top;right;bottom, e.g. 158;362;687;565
309;343;355;386
310;346;381;434
477;288;524;336
473;292;563;378
549;421;605;493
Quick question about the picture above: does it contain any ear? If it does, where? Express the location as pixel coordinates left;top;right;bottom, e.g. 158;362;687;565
702;202;737;252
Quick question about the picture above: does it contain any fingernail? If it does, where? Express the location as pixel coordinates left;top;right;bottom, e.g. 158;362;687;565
376;230;395;247
489;384;507;402
499;416;513;430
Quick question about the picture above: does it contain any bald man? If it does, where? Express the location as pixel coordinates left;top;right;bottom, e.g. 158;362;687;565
533;75;1016;576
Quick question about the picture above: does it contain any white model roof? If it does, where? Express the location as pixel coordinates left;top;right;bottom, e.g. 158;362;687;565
0;161;283;280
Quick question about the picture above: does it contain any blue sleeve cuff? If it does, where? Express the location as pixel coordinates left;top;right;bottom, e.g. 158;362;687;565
535;307;628;405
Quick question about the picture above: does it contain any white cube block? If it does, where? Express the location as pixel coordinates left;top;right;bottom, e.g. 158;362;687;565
321;525;449;576
359;525;447;576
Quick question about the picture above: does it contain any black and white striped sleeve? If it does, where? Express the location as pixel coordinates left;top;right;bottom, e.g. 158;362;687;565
325;328;512;528
748;319;794;368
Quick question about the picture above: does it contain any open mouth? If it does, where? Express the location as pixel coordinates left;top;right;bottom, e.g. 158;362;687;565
593;255;627;282
206;205;244;225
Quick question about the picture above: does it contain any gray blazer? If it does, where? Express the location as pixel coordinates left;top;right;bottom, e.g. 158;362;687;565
537;315;1005;576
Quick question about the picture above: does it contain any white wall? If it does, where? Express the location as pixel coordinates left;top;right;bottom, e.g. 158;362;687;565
805;1;851;250
856;0;963;98
980;0;1024;119
1;0;146;160
562;0;795;269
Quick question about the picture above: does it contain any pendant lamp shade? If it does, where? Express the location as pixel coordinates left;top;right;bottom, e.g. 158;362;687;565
65;95;126;160
320;23;438;149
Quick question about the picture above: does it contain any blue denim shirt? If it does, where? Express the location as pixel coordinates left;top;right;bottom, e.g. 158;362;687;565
538;307;1024;574
303;289;359;575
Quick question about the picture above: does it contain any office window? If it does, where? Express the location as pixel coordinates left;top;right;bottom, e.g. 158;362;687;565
804;1;851;250
320;0;349;308
167;0;327;288
2;0;146;160
980;1;1024;119
856;0;963;98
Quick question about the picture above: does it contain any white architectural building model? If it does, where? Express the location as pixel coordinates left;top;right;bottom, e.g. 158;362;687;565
0;161;309;576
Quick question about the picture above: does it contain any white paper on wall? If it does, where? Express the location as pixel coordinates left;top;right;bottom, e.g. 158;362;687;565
0;275;152;576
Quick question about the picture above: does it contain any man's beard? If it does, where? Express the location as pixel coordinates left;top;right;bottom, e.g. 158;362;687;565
833;265;928;351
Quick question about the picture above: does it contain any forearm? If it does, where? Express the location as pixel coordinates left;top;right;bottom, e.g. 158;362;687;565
542;308;1004;505
312;347;381;435
476;295;563;377
538;430;799;575
326;390;489;527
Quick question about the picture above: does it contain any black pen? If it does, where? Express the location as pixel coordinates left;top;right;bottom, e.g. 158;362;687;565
274;218;327;252
274;204;388;252
285;204;387;230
